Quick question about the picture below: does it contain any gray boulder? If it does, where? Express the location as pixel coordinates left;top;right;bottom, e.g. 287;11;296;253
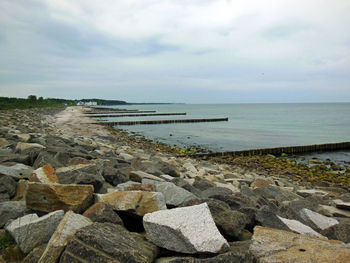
0;163;33;180
0;175;17;200
299;208;339;231
0;201;27;227
60;222;158;263
143;203;229;254
5;210;64;254
83;202;124;225
142;179;197;206
321;222;350;243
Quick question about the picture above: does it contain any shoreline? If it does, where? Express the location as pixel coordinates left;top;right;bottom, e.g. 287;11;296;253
1;106;350;262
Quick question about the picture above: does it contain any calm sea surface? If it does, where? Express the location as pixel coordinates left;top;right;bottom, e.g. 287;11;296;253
101;103;350;158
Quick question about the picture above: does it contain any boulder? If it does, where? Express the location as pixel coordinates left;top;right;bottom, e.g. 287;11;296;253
250;226;350;263
256;206;290;231
192;177;215;191
83;202;124;225
0;201;27;227
254;185;300;203
143;203;229;254
102;166;128;186
25;182;94;213
137;160;180;177
201;187;233;198
321;222;350;243
0;138;10;148
95;190;166;216
15;142;45;152
319;205;350;218
0;175;17;200
250;178;271;189
39;211;92;263
142;179;197;206
28;164;59;184
0;163;33;180
299;208;339;231
130;170;165;182
57;170;104;193
22;244;46;263
60;222;158;263
5;210;64;254
12;179;28;201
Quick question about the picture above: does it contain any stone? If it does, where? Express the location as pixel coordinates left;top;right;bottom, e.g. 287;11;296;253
0;201;27;227
201;187;233;198
96;190;166;216
0;175;17;199
5;210;64;254
39;211;92;263
297;189;329;198
319;205;350;218
83;202;124;225
250;178;271;189
22;244;46;263
15;142;45;152
12;179;28;201
277;216;324;238
256;206;290;231
0;163;33;180
143;203;229;254
137;160;180;177
130;170;165;182
142;179;197;206
192;177;215;191
300;208;339;231
254;185;300;202
15;134;31;142
28;163;59;184
60;222;158;263
250;226;350;263
119;152;135;162
58;170;105;193
68;157;91;166
0;138;10;148
117;181;154;191
321;222;350;243
102;166;128;186
25;182;94;213
333;199;350;211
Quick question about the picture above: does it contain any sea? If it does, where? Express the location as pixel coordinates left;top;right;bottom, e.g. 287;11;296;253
96;103;350;164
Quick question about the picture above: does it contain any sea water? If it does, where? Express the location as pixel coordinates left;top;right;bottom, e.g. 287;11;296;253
101;103;350;155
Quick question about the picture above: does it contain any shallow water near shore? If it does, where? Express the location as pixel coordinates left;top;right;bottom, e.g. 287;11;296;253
97;103;350;162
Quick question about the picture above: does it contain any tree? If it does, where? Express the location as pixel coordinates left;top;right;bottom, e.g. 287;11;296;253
27;95;37;101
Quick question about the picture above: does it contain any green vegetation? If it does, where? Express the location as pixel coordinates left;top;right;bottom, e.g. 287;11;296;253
0;96;128;110
0;95;69;110
0;231;13;250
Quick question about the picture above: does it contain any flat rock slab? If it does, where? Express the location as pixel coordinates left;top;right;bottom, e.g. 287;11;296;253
277;216;324;238
333;199;350;211
96;190;166;216
16;142;46;152
297;189;329;198
130;170;165;182
25;182;94;213
39;211;92;263
320;205;350;218
142;179;197;206
60;222;158;263
0;163;33;180
300;208;339;231
143;203;229;254
250;226;350;263
5;210;64;254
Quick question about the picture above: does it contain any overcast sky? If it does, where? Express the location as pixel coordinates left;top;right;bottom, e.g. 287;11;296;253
0;0;349;103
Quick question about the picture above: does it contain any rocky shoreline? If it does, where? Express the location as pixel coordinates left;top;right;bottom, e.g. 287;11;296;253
1;106;350;262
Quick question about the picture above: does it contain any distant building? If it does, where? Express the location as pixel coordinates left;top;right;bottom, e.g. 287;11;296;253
77;101;97;106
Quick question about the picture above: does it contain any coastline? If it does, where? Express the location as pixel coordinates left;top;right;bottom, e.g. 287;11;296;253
1;106;350;262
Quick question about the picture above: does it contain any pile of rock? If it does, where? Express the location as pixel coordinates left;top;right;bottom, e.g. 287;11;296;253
1;107;350;262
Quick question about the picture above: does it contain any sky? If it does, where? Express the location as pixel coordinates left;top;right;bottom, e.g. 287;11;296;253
0;0;349;103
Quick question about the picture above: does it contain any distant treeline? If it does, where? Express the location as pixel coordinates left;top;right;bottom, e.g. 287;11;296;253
0;96;128;110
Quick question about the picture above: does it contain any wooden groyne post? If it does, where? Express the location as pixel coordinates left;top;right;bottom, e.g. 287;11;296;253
85;113;187;118
85;110;157;114
189;142;350;158
99;117;229;126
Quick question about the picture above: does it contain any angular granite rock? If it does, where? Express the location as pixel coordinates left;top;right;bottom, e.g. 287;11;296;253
95;190;166;216
297;189;329;198
15;142;46;152
26;182;94;213
142;179;197;206
250;226;350;263
5;210;64;254
333;199;350;211
277;216;324;238
319;205;350;218
143;203;229;254
300;208;339;231
28;163;59;184
130;170;165;183
39;211;92;263
0;201;27;227
0;175;17;199
60;222;158;263
321;222;350;243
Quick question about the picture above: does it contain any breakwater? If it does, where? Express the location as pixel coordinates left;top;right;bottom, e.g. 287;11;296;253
188;141;350;158
85;112;187;118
